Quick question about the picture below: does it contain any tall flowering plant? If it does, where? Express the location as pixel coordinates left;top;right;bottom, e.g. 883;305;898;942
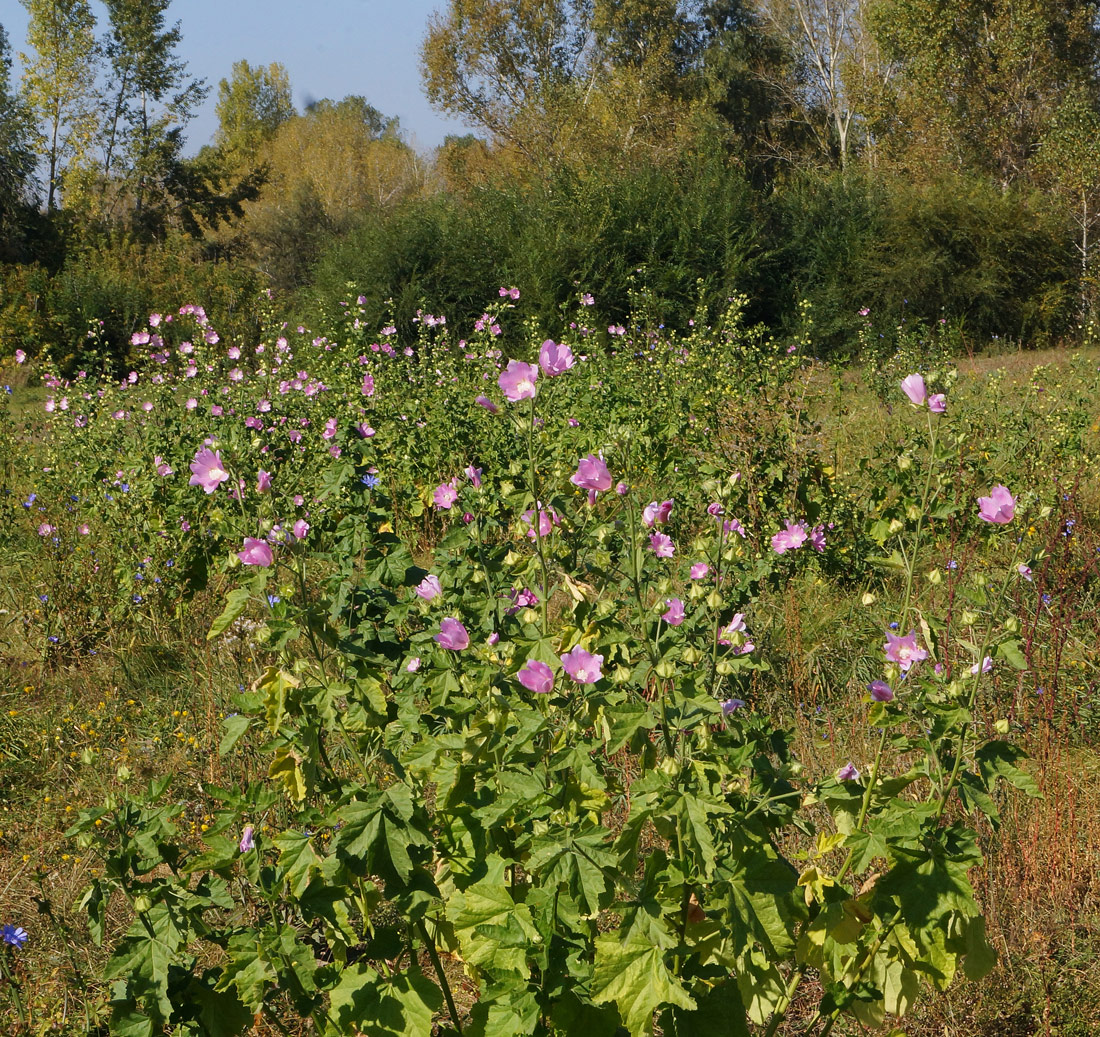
55;302;1042;1037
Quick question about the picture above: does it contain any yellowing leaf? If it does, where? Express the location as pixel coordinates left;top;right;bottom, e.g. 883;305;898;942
591;927;695;1035
252;666;300;734
269;747;306;802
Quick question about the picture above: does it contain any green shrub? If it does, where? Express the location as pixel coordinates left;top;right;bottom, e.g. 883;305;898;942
307;153;769;339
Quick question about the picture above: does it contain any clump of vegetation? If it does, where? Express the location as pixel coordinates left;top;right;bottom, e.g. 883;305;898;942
3;285;1100;1034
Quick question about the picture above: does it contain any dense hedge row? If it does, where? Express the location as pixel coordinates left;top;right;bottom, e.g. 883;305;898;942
1;158;1081;369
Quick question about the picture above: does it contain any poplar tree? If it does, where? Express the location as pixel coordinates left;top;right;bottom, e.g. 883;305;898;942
0;23;37;254
420;0;780;168
1033;86;1100;316
98;0;206;226
214;60;295;166
19;0;99;211
749;0;875;169
866;0;1100;187
420;0;588;164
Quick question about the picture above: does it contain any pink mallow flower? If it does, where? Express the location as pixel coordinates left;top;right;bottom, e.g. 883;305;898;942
900;373;927;406
522;504;559;539
416;574;443;601
498;360;538;402
977;485;1016;524
571;454;612;493
723;518;746;538
929;394;947;413
435;617;469;651
292;520;309;539
868;680;894;702
718;614;747;644
188;448;229;493
642;499;674;527
884;629;928;671
690;562;710;579
771;521;808;554
154;456;173;477
650;532;675;558
475;395;498;414
538;339;575;376
238;538;274;566
662;598;685;626
517;659;554;695
433;481;458;510
256;470;272;493
560;645;603;684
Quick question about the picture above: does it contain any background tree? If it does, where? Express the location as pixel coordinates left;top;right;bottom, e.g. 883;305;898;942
302;96;401;141
866;0;1100;187
433;132;499;193
19;0;99;211
0;23;38;254
214;60;295;167
223;97;423;292
421;0;590;165
748;0;874;169
1033;85;1100;316
96;0;207;229
686;0;804;179
421;0;797;173
575;0;700;163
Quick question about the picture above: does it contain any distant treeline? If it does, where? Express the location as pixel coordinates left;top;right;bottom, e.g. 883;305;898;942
3;1;1100;367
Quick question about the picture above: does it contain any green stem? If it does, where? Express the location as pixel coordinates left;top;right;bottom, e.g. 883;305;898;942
626;503;657;667
836;726;889;884
527;395;550;637
417;919;464;1036
935;536;1024;820
900;410;938;630
673;816;688;975
0;952;27;1028
762;963;807;1037
707;515;729;699
833;409;937;877
627;503;674;755
815;914;902;1037
472;512;502;631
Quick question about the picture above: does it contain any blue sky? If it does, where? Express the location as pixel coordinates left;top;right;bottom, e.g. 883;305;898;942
4;0;470;153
